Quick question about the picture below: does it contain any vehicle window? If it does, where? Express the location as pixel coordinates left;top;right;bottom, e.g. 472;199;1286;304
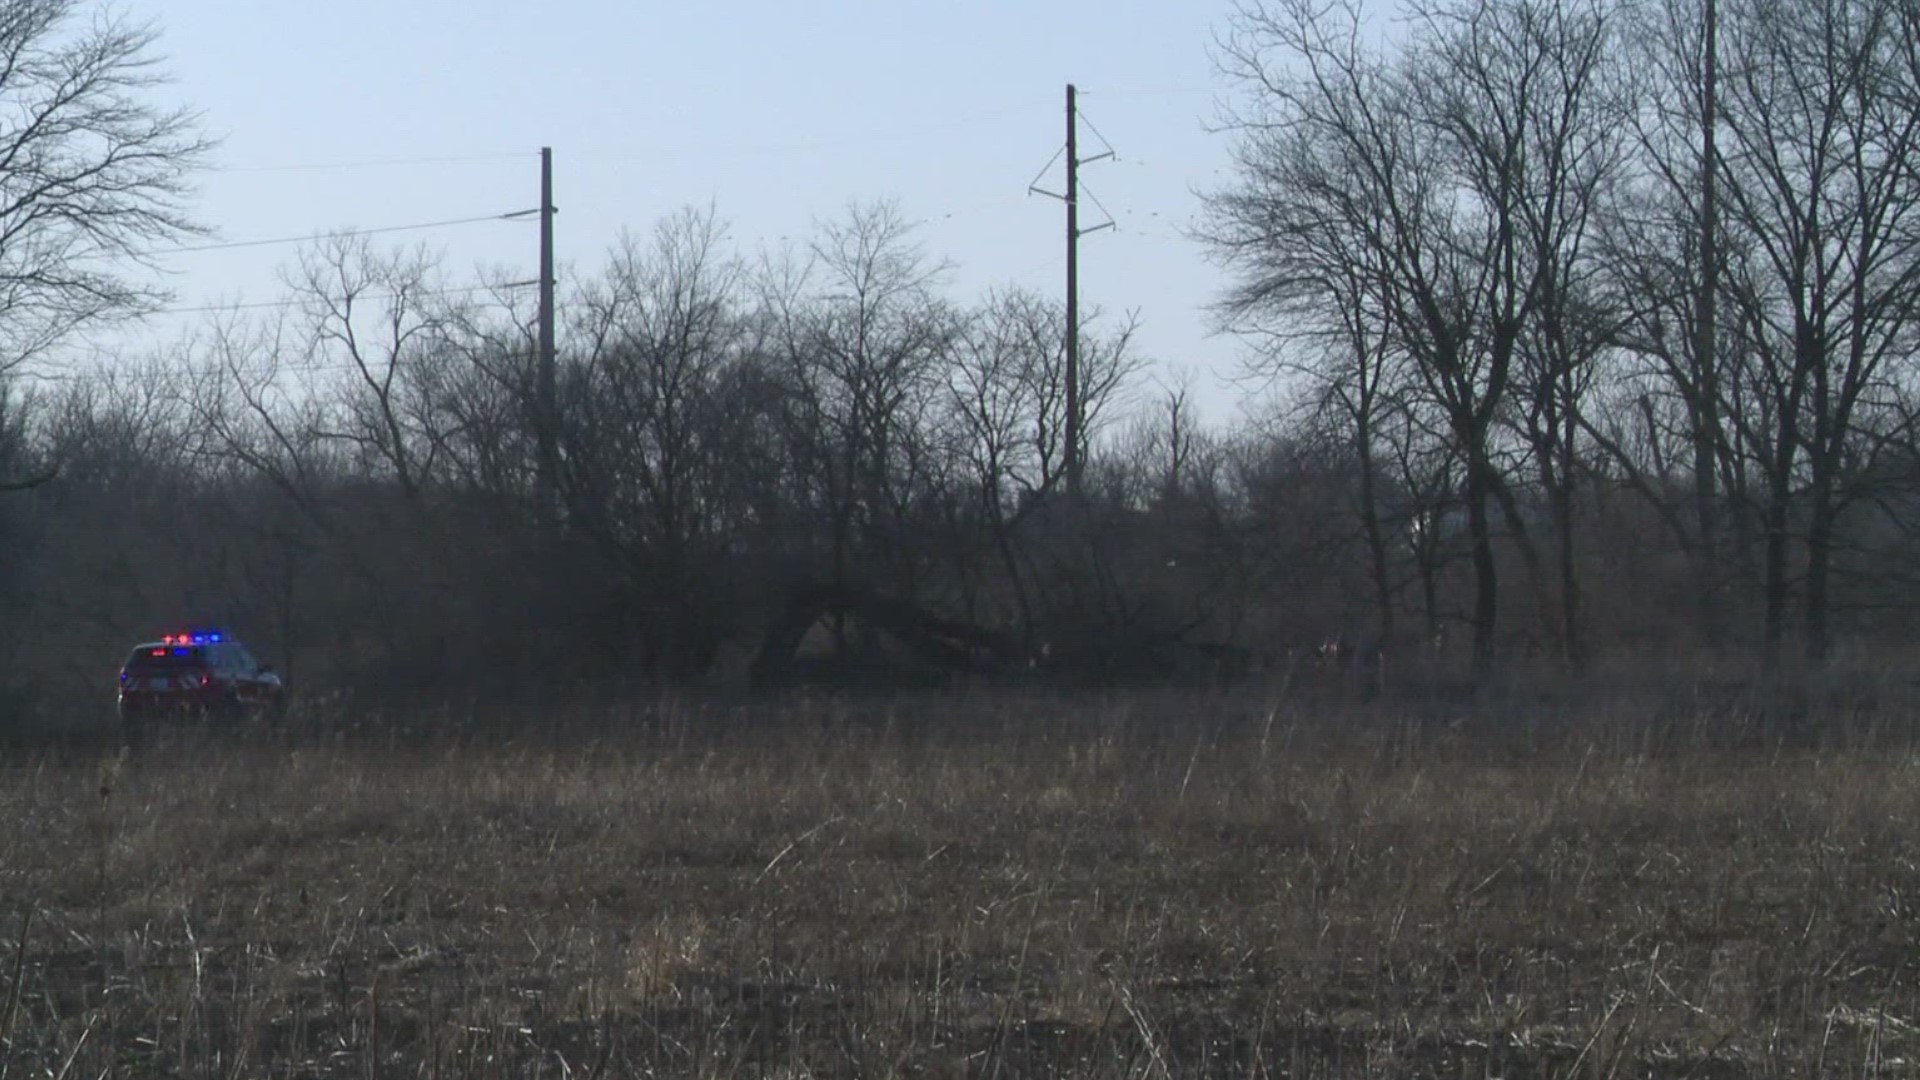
229;644;257;673
124;646;207;672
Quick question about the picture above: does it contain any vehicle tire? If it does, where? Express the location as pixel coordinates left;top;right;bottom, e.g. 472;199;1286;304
207;690;245;731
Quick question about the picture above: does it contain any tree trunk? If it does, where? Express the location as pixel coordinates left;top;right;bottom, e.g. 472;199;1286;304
1761;454;1792;669
987;479;1034;639
1693;0;1722;655
1466;452;1500;679
1355;416;1395;644
1551;416;1582;669
1803;473;1834;666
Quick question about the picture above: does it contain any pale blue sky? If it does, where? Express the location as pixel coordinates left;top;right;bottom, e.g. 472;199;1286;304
114;1;1249;416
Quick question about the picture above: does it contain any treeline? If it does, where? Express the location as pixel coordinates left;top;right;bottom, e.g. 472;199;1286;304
1202;0;1920;675
0;204;1262;721
6;0;1920;725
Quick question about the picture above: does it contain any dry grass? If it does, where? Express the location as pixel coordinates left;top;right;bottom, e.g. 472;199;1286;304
2;687;1919;1077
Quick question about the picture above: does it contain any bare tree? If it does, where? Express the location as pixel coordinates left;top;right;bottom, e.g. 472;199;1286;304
1478;0;1629;666
1589;0;1733;652
1211;0;1617;674
285;236;461;499
182;310;345;675
1207;195;1409;647
1708;0;1920;664
187;309;334;525
943;287;1141;631
560;206;768;674
943;289;1044;629
761;201;956;598
427;273;544;508
0;1;211;371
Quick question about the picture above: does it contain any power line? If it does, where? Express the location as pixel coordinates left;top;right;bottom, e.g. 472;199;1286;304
913;194;1032;229
144;279;538;319
27;291;542;385
17;356;445;385
200;90;1199;176
602;96;1065;163
1074;86;1219;110
152;211;535;257
1014;252;1065;279
210;150;532;174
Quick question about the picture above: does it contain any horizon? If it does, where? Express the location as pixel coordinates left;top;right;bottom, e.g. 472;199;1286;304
61;0;1264;425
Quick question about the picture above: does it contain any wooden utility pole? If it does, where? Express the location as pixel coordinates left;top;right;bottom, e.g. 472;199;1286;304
1028;86;1112;497
537;146;558;520
1065;84;1082;496
1057;85;1112;496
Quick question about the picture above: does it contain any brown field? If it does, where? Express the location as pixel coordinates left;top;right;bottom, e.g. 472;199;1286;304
3;685;1920;1078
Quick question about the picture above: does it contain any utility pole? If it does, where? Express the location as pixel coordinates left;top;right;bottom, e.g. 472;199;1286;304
1065;84;1082;496
537;146;558;523
1030;85;1113;497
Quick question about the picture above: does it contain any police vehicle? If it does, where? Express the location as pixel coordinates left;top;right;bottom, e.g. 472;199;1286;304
116;630;283;737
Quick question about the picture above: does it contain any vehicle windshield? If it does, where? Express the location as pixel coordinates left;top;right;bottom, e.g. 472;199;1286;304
123;645;207;672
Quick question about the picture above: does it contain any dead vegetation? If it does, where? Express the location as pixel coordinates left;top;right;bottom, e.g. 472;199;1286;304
2;689;1919;1077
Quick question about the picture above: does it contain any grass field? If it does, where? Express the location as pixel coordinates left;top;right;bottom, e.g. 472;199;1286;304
2;685;1920;1077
